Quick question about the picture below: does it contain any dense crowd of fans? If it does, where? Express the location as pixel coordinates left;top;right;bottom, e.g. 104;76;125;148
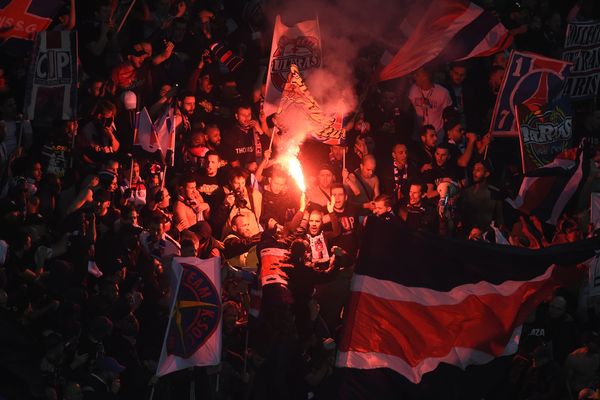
1;0;600;399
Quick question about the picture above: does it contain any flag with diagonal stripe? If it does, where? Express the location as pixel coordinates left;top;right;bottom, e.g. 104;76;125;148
336;217;598;398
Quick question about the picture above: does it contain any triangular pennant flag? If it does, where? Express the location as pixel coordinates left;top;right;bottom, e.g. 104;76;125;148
133;107;161;153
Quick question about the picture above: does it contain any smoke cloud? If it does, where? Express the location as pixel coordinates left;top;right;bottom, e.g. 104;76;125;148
268;0;416;126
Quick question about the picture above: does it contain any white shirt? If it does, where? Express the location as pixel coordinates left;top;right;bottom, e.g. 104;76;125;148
2;119;32;155
408;83;452;137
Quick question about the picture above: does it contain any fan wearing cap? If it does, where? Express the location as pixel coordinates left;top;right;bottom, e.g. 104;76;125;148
81;356;125;398
188;221;222;259
110;46;150;94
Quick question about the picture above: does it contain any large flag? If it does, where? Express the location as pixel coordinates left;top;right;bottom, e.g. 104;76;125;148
23;30;78;121
507;147;584;225
336;217;599;396
562;21;600;100
490;51;572;137
153;105;176;166
133;107;161;154
275;64;345;145
516;96;572;173
264;15;322;117
0;0;62;46
379;0;511;82
156;257;222;377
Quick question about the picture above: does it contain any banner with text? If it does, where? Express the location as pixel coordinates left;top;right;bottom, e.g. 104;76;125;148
24;30;78;121
516;96;572;173
490;50;571;137
264;15;321;117
562;21;600;101
156;257;222;377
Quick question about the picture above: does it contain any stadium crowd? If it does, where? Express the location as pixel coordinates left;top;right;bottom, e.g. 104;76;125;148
1;0;600;399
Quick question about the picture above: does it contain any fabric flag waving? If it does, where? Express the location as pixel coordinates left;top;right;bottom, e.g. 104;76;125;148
156;257;222;377
0;0;61;41
133;107;160;153
490;51;572;137
23;30;78;121
275;64;345;145
153;105;176;166
562;21;600;100
337;217;599;395
264;15;322;117
507;147;584;225
379;0;511;81
516;96;573;173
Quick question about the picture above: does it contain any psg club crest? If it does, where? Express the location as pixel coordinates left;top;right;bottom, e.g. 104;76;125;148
490;51;571;137
518;99;572;172
166;264;221;359
270;35;321;92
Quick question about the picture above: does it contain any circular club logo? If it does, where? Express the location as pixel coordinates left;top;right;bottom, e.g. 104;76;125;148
166;264;221;358
521;105;572;168
270;35;321;91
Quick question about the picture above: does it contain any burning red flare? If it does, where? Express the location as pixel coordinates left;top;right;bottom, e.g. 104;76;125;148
287;156;306;192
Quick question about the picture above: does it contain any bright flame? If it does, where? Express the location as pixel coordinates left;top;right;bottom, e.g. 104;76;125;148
287;156;306;192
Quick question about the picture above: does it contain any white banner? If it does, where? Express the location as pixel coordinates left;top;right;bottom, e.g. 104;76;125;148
156;257;222;377
264;15;321;116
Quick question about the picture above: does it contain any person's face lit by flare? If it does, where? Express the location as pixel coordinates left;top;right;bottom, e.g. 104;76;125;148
235;107;252;129
331;187;347;210
317;169;333;190
308;211;323;236
408;184;423;207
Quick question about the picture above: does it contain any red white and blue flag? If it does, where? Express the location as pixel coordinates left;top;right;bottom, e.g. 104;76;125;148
153;105;176;166
156;257;222;377
336;217;598;396
133;107;160;153
0;0;60;41
379;0;511;81
507;147;584;226
0;0;63;55
490;51;572;137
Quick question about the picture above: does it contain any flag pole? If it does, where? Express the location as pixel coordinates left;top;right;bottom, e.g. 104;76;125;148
269;100;283;153
129;155;134;187
161;165;167;190
148;383;156;400
16;117;24;150
342;147;346;171
117;0;137;33
155;263;184;378
515;105;526;174
70;123;76;168
189;378;196;400
242;323;249;375
268;126;276;152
